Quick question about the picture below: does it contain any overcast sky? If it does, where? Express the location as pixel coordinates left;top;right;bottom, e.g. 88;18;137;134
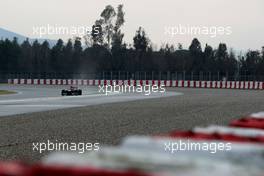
0;0;263;51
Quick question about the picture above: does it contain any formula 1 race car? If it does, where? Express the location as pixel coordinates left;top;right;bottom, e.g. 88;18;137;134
61;86;82;96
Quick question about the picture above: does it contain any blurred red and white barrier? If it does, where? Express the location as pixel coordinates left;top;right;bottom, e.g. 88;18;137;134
0;162;29;176
230;112;264;129
1;112;264;176
193;125;264;138
7;79;264;90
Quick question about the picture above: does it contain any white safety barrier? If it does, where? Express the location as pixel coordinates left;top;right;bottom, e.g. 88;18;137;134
194;125;264;137
249;112;264;119
7;79;264;90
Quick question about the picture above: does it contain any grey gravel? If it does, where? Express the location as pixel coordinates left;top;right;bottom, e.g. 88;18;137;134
0;88;263;162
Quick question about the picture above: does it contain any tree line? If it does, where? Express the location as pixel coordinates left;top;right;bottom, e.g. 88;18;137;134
0;4;264;80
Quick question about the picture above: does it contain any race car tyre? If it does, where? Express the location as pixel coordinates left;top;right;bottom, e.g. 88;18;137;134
61;90;67;96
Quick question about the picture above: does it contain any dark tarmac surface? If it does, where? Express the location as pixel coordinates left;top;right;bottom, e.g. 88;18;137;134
0;86;263;161
0;85;180;116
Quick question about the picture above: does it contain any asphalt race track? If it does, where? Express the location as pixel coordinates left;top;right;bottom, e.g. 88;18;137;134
0;85;181;116
0;85;263;161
